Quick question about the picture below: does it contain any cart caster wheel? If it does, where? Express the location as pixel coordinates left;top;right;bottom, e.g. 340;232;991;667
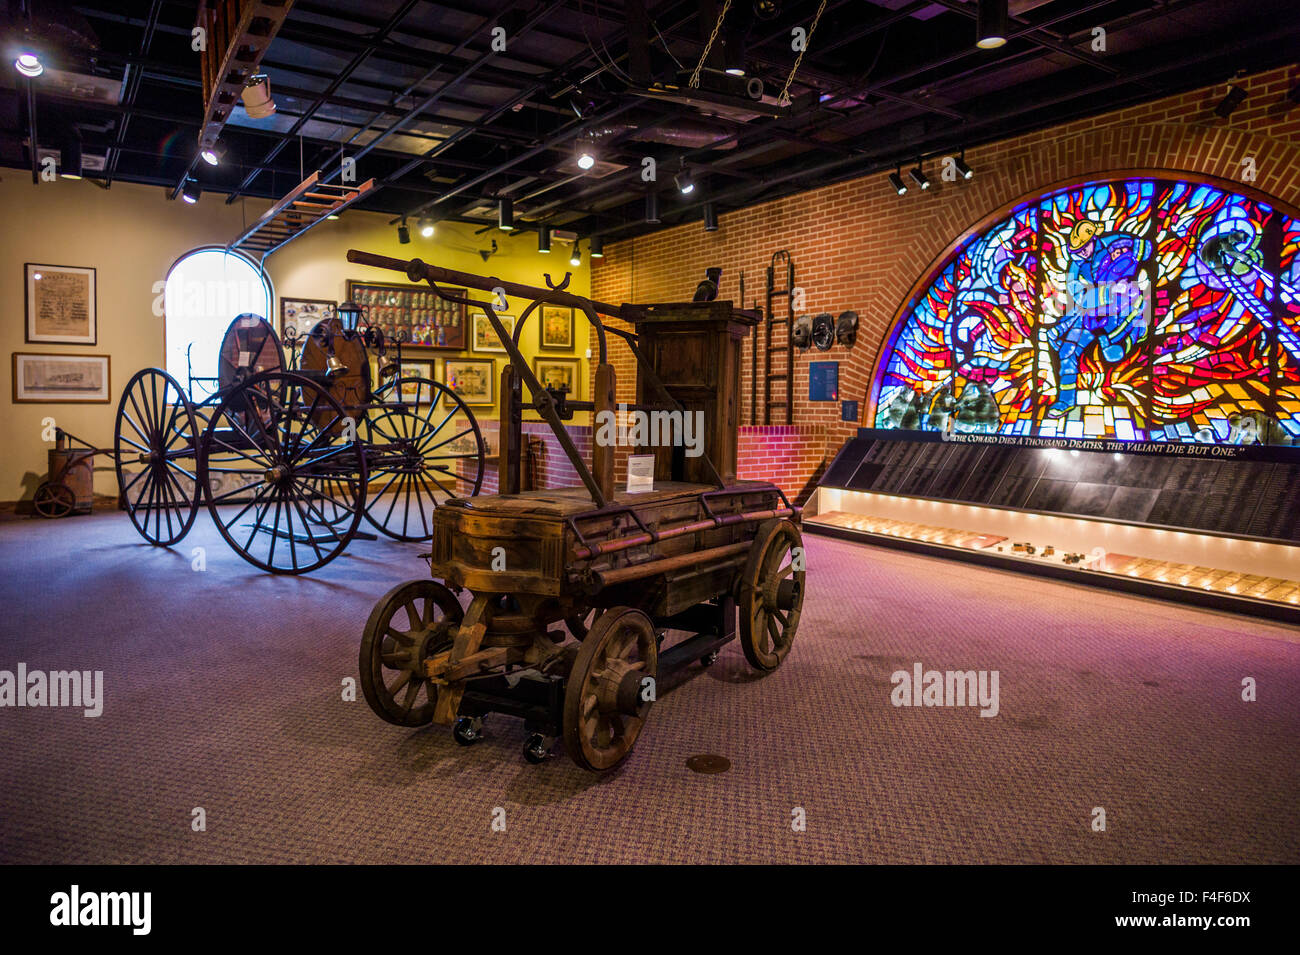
453;717;483;746
523;734;552;764
699;650;719;668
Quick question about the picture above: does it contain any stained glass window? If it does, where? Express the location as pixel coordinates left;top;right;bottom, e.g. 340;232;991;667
872;177;1299;445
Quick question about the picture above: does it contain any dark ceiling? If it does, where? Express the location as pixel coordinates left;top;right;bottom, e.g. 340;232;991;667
3;0;1299;245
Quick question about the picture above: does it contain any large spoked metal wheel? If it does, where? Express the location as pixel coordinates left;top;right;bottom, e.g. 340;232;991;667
738;519;805;671
359;579;464;727
200;370;367;574
114;367;201;546
562;606;657;772
364;376;486;541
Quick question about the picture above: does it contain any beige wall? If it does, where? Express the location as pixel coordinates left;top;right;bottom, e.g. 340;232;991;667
0;172;588;501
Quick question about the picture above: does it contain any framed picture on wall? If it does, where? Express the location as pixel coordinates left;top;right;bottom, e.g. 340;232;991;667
443;357;496;408
397;361;436;405
472;312;516;353
539;305;574;350
13;352;111;403
533;357;581;399
347;280;466;349
280;298;336;339
25;263;97;345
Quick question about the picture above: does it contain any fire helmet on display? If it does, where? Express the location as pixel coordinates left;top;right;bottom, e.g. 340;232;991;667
792;314;813;349
811;312;835;351
836;309;859;348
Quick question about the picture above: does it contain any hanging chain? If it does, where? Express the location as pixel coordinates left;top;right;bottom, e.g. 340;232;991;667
689;0;733;89
777;0;827;107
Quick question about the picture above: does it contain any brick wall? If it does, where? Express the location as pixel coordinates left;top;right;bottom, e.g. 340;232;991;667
590;64;1300;481
462;419;594;495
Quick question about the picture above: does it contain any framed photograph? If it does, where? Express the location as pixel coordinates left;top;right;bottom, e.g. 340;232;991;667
539;304;574;351
398;361;435;405
13;352;111;403
443;357;496;408
280;298;336;339
26;263;96;345
472;312;516;353
347;280;466;349
533;357;581;399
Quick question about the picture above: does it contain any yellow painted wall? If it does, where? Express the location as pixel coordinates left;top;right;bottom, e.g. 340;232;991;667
0;171;588;502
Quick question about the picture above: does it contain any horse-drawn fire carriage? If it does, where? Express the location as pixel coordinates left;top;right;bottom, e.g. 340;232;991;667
348;250;806;771
112;306;486;573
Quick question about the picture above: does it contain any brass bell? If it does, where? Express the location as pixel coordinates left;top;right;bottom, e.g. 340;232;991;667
326;355;348;377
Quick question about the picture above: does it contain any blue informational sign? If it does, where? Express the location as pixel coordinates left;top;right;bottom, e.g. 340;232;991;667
841;400;859;422
809;361;839;402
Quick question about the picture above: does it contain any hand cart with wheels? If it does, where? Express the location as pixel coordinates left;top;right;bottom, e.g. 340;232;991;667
349;250;806;771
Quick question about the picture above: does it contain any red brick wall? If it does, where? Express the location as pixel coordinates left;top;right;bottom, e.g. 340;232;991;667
737;425;830;504
590;64;1300;476
464;420;594;494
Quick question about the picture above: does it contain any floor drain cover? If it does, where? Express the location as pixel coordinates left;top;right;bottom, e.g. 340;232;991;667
686;754;731;774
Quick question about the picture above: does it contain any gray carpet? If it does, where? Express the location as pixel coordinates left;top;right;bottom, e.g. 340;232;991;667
0;510;1297;864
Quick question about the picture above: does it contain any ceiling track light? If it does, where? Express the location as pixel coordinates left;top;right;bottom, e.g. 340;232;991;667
538;225;551;253
703;203;719;232
576;137;596;171
589;235;604;258
1215;83;1248;118
61;139;83;180
675;168;695;195
645;191;661;224
888;165;907;195
15;51;43;78
570;241;582;267
498;197;514;231
397;218;411;244
181;178;202;205
417;216;436;238
200;140;227;167
909;162;930;190
976;0;1008;50
241;73;276;119
954;152;974;180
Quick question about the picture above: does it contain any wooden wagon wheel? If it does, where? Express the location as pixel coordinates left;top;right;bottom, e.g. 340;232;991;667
200;370;367;574
562;606;658;772
359;579;464;726
738;519;805;671
33;482;76;519
114;367;201;546
362;376;486;541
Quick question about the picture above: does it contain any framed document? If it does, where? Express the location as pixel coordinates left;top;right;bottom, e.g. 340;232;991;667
13;352;111;403
26;264;97;345
347;280;466;349
539;304;574;350
443;357;496;408
280;298;336;339
533;357;581;399
472;312;516;353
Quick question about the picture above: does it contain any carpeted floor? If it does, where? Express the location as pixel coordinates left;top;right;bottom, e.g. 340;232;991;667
0;510;1297;864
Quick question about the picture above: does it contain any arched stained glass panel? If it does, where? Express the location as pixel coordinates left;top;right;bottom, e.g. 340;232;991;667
872;177;1299;446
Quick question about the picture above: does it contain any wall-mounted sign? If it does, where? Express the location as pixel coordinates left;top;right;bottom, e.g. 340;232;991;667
841;400;859;422
809;361;839;402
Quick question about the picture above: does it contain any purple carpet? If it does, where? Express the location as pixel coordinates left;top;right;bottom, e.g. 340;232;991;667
0;510;1296;863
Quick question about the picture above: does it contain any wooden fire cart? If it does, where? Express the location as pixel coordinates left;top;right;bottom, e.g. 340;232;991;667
350;251;806;771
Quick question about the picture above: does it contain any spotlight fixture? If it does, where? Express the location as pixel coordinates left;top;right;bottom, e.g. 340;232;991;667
909;163;930;190
397;219;411;244
418;217;435;238
976;0;1008;50
589;235;604;258
1215;83;1248;118
181;179;202;205
954;153;974;180
570;242;582;267
61;139;83;180
538;225;551;253
888;166;907;196
675;169;695;195
241;74;276;119
645;191;661;224
498;198;514;231
576;139;596;170
15;52;43;78
753;0;780;20
703;203;719;232
200;141;226;166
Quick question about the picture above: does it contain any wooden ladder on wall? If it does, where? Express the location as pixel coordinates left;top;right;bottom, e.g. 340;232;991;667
752;249;795;425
